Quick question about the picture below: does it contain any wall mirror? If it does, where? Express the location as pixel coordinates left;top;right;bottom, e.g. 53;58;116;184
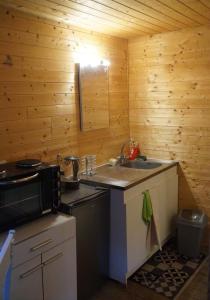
78;63;110;131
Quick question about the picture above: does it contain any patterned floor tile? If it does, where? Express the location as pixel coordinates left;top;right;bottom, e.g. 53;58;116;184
130;239;206;299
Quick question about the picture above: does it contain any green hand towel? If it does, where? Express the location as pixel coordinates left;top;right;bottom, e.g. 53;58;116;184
142;190;153;224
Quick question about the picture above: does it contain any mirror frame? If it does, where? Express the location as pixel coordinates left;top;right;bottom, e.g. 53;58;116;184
78;63;110;132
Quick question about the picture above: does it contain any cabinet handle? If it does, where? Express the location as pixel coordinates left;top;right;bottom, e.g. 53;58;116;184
30;239;53;252
19;264;42;279
43;252;63;266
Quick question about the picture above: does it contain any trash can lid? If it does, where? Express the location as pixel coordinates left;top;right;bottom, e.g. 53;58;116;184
177;209;208;228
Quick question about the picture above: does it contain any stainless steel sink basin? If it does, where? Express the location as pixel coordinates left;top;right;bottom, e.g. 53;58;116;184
121;160;162;169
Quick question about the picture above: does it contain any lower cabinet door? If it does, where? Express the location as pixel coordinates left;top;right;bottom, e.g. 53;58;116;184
42;238;77;300
155;172;178;244
164;172;178;236
10;256;43;300
126;183;161;275
126;192;149;275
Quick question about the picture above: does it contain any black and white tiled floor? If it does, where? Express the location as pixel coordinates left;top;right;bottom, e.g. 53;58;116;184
130;240;206;299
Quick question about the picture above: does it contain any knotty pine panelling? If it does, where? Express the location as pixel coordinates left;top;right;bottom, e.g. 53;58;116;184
2;0;210;39
0;7;129;164
129;25;210;216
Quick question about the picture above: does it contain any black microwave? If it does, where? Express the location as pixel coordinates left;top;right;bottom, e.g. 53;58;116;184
0;161;61;232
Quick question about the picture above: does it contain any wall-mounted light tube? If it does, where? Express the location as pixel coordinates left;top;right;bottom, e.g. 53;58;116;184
74;46;110;67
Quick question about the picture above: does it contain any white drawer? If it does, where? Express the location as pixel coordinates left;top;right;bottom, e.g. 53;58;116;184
12;215;76;267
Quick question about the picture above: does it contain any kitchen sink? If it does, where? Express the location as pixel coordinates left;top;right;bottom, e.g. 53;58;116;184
121;160;162;169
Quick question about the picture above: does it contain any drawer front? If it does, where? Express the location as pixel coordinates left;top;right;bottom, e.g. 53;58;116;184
12;216;76;267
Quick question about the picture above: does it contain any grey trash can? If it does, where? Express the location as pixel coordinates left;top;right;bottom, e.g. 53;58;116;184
177;209;208;258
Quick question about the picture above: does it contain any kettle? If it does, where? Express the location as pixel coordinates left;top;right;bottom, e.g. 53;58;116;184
62;156;80;189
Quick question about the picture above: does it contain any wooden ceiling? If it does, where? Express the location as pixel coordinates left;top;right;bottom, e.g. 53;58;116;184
1;0;210;38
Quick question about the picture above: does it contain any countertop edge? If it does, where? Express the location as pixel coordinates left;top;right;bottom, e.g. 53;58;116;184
122;161;178;190
81;161;178;190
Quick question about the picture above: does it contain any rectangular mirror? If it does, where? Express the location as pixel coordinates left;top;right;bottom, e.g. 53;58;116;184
78;64;110;131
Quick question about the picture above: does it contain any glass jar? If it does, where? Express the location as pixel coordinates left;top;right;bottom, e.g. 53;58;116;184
81;155;96;176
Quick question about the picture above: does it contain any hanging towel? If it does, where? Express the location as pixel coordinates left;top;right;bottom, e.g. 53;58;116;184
142;190;162;251
142;190;153;225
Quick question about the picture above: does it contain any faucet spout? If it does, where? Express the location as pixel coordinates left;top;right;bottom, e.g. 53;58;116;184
119;139;130;165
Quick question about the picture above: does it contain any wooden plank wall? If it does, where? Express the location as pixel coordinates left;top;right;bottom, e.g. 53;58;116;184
0;7;129;165
129;25;210;216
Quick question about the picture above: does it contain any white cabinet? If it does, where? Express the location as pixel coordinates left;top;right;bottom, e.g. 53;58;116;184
126;182;160;278
43;239;77;300
10;256;43;300
10;214;77;300
158;171;178;243
109;166;178;284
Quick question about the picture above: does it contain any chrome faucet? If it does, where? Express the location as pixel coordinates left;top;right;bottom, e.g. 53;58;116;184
119;140;130;165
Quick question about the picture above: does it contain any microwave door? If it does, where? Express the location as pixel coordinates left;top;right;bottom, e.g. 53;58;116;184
0;173;43;230
0;173;39;187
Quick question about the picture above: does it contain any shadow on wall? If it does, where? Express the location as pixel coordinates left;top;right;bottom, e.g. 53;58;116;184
177;164;197;211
